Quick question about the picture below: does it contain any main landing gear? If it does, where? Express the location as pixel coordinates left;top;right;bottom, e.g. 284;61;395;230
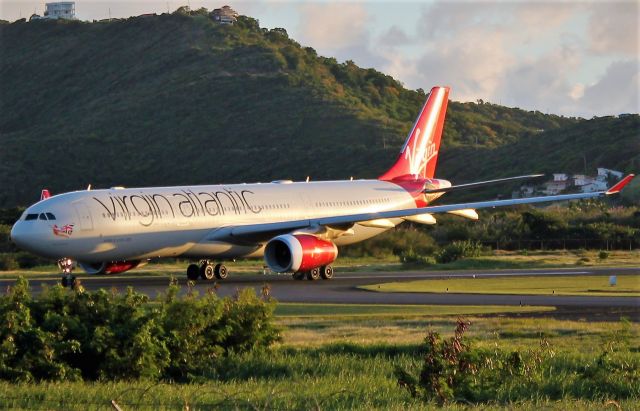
187;261;228;281
292;265;334;281
58;258;76;287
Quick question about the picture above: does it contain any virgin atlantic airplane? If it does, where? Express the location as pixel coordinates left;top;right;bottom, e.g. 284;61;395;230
10;87;634;285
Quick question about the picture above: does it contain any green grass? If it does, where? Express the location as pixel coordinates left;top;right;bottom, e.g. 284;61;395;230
274;303;554;317
360;274;640;296
1;316;638;410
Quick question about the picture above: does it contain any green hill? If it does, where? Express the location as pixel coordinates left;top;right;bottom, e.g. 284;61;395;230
0;11;637;208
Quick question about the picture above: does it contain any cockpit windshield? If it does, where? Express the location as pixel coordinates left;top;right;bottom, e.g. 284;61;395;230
25;212;56;221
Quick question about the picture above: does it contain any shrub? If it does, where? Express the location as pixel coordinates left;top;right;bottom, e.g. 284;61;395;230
435;240;485;264
598;250;610;260
0;278;281;382
396;320;640;405
0;254;19;271
399;249;435;266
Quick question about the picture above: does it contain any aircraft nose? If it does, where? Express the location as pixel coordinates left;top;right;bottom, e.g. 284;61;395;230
10;221;27;249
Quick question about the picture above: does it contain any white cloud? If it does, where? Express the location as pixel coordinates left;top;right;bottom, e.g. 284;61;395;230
296;3;369;50
579;60;640;115
588;1;639;56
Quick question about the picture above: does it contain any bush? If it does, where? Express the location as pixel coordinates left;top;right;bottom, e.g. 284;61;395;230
396;320;640;405
0;278;281;382
14;252;52;269
0;254;19;271
399;249;435;266
598;250;610;260
435;240;485;264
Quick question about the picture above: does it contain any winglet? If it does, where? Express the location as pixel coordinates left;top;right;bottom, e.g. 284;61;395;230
40;189;51;201
606;174;635;195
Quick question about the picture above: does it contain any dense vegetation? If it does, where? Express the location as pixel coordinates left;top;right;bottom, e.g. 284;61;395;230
396;319;638;405
341;200;640;263
1;11;637;208
0;278;279;382
1;312;637;409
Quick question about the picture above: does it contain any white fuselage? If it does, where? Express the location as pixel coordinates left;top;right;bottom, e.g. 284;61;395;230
11;179;442;264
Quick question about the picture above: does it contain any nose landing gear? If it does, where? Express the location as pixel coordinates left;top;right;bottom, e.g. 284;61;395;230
58;258;76;287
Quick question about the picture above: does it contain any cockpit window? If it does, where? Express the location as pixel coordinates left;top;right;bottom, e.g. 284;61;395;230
46;213;56;220
25;214;38;221
39;213;47;220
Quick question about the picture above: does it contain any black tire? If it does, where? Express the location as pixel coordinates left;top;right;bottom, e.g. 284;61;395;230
61;277;68;287
187;264;200;281
320;265;334;280
201;264;215;280
306;268;320;281
292;272;305;280
214;263;228;280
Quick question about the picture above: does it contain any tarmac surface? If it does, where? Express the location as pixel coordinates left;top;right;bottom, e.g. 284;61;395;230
8;266;639;309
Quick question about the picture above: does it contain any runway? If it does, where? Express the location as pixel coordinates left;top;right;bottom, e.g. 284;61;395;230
8;266;639;308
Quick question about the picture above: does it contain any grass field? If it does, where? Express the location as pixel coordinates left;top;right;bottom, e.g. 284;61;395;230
274;303;554;317
2;314;638;410
360;274;640;297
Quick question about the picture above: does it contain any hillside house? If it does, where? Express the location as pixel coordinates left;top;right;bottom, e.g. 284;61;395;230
597;168;624;180
44;2;75;19
30;2;76;20
211;5;238;24
573;174;595;187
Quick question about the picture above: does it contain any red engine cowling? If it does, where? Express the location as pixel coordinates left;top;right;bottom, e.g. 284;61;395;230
78;260;141;275
264;234;337;273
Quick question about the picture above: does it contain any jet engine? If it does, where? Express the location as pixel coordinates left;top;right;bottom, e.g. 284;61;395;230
78;260;141;275
264;234;337;273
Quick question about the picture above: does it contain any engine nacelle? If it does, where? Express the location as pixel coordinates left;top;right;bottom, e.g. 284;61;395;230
78;260;141;275
264;234;338;273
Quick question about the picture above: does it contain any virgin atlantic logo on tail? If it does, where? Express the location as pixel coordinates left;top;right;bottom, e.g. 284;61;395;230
52;224;74;238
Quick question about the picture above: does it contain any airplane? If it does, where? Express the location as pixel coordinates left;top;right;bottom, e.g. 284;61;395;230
10;86;635;286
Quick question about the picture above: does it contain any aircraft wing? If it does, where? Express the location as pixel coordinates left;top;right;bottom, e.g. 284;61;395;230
209;174;634;244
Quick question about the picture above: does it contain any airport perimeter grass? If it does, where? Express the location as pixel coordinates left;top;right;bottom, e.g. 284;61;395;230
274;303;553;317
361;274;640;297
2;315;638;410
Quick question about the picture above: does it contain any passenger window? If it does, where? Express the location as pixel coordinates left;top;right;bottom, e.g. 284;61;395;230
39;213;47;220
25;214;38;221
46;213;56;220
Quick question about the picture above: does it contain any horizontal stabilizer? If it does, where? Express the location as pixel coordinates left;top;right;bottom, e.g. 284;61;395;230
424;174;544;194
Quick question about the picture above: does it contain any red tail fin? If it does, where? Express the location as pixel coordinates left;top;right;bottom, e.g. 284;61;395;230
40;189;51;201
379;86;450;180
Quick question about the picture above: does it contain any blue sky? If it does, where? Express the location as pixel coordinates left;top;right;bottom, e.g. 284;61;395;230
2;0;638;117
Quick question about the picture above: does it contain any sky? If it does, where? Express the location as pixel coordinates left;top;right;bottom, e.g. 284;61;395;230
2;0;638;117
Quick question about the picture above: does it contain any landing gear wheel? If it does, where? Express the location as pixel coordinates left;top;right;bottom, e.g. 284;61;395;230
306;267;321;281
187;264;200;281
214;264;228;280
292;272;305;280
201;264;215;280
320;265;334;280
61;275;76;288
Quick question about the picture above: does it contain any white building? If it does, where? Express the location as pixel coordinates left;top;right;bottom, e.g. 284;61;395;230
552;173;569;182
581;181;608;193
573;174;595;186
597;168;624;180
211;5;238;24
44;2;76;20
